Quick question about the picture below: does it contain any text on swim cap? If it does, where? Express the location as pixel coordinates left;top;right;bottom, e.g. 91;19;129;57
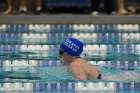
63;39;80;52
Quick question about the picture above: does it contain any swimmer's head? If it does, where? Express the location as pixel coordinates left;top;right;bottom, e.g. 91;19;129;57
59;38;84;56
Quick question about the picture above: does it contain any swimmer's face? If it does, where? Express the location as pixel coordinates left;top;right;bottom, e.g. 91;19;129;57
59;49;70;65
59;49;65;65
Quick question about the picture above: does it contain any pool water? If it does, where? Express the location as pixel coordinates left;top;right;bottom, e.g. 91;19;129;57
0;24;140;92
1;64;140;82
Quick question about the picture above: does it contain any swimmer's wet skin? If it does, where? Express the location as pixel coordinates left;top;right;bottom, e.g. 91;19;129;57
59;38;101;80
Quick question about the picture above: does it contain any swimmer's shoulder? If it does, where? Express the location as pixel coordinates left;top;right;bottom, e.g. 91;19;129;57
69;58;84;67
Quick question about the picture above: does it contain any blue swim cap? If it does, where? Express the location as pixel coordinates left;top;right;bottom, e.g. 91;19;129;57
60;38;84;56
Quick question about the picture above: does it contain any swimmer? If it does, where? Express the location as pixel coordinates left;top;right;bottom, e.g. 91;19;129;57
58;37;140;82
59;38;101;80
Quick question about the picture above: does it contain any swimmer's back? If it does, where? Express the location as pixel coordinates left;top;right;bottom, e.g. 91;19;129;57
68;58;99;80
